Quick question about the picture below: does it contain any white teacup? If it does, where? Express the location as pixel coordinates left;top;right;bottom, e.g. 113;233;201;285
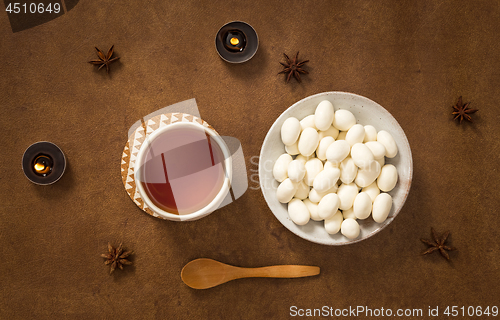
135;120;232;221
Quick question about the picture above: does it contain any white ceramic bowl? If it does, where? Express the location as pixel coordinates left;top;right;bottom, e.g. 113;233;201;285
136;121;233;221
259;92;413;245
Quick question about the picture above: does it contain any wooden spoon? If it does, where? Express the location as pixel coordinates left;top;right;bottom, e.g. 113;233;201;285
181;258;320;289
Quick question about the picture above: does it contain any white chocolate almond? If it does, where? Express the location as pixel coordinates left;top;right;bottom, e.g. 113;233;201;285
377;130;398;158
287;160;306;183
273;153;293;182
313;168;340;193
316;136;335;161
363;125;377;142
333;109;356;131
364;141;386;159
288;199;310;225
353;192;372;220
281;117;301;146
377;164;398;192
318;125;339;140
298;128;319;156
350;143;375;170
361;181;380;202
372;193;392;223
304;158;324;186
304;199;321;221
341;218;360;239
355;160;381;188
318;193;340;219
340;156;357;184
326;140;350;164
276;178;298;203
294;181;310;200
324;210;343;234
337;183;358;210
285;141;300;155
345;124;365;146
300;114;316;131
342;207;356;220
315;100;335;131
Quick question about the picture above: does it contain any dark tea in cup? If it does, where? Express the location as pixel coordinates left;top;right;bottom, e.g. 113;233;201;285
137;123;228;216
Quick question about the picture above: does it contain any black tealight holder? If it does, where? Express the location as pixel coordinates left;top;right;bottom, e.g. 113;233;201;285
215;21;258;63
22;141;66;185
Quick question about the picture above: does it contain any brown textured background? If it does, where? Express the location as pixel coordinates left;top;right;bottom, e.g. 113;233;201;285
1;0;500;319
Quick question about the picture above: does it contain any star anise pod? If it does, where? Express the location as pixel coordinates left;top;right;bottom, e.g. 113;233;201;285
278;52;309;83
88;45;120;74
452;96;478;123
420;228;456;260
101;242;133;274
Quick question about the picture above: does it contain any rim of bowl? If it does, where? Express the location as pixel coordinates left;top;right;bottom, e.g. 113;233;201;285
259;91;413;245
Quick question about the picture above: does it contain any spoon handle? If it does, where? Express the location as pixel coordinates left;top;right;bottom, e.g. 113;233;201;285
231;265;320;279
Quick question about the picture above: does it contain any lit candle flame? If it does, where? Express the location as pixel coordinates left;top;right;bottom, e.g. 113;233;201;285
33;155;51;175
34;163;46;172
230;37;239;46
